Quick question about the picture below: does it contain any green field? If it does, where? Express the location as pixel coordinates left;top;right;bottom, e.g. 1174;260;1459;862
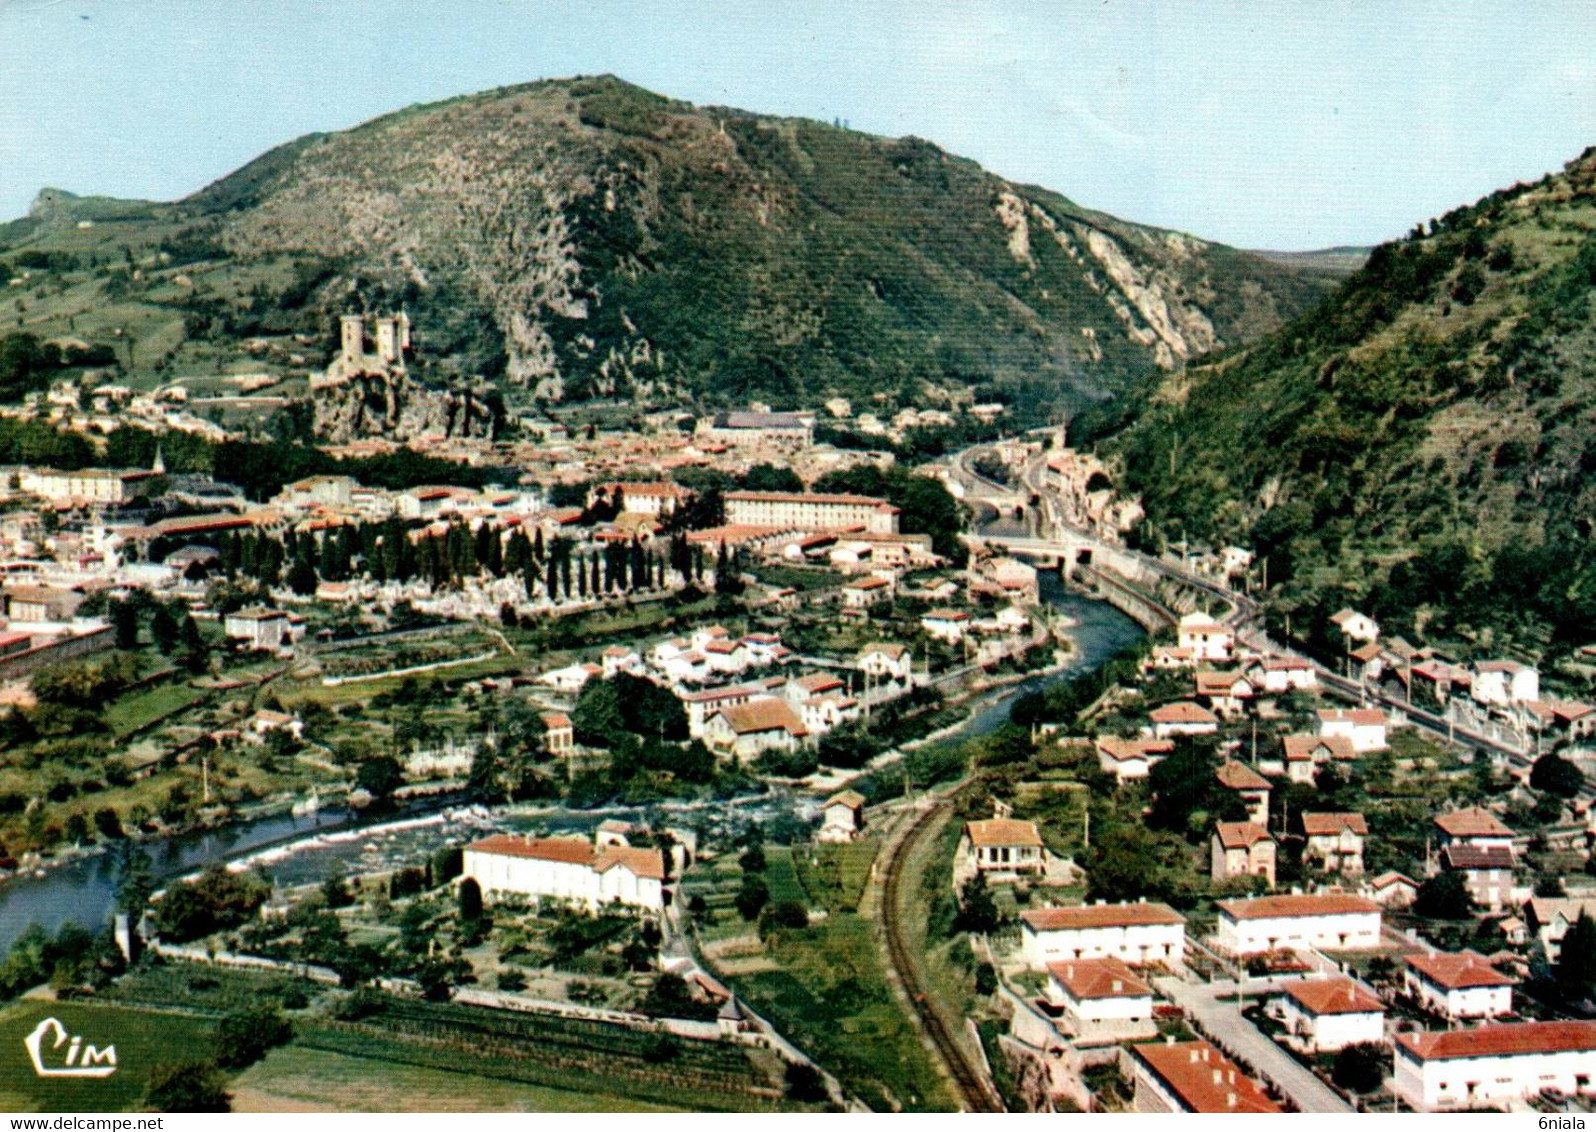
0;1000;218;1112
233;1044;681;1113
104;679;212;738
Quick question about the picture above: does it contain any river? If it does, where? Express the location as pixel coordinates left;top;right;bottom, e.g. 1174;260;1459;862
0;527;1140;959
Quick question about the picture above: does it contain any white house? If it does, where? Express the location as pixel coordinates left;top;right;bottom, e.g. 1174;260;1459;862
539;662;601;693
1020;901;1186;968
601;645;643;677
1095;736;1173;782
921;608;971;644
1316;707;1388;752
1275;734;1356;784
1434;806;1516;850
1176;611;1233;663
1129;1040;1279;1114
818;790;865;843
1472;660;1539;706
1393;1021;1596;1112
224;607;294;652
702;698;809;761
702;637;751;675
961;818;1044;876
857;642;913;684
1278;977;1386;1053
1368;871;1420;909
462;833;666;913
1247;655;1318;693
1330;608;1380;642
1044;957;1156;1041
1404;950;1515;1020
1194;670;1255;718
1214;893;1382;957
841;575;892;610
1147;701;1219;739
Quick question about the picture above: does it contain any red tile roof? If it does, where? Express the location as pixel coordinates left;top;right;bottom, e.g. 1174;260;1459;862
1434;807;1515;839
1021;902;1185;932
464;834;665;880
1396;1020;1596;1061
1214;822;1272;850
1150;701;1219;725
1282;977;1384;1016
1217;893;1379;921
1301;812;1368;837
1215;759;1270;791
1047;957;1151;1000
1130;1041;1280;1113
1283;734;1356;762
1316;708;1386;726
1405;949;1516;990
965;818;1043;848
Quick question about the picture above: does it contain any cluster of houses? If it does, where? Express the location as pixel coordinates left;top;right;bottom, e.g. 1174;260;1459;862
534;627;920;765
1330;608;1595;747
997;882;1596;1112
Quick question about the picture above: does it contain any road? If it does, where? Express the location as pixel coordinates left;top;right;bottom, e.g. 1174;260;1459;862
1155;976;1353;1114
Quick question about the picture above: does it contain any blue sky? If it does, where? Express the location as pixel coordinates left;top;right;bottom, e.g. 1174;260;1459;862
0;1;1591;250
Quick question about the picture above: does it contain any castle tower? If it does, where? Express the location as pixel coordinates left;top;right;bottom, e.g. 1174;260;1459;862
339;314;366;365
375;316;401;364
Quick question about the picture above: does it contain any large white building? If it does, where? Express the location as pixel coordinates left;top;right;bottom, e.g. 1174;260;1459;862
1394;1021;1596;1112
724;491;899;535
1316;707;1389;752
1020;901;1186;968
1214;893;1382;957
462;834;666;913
1277;977;1385;1053
1404;950;1515;1020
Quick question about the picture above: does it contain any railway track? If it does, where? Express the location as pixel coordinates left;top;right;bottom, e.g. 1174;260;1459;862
878;796;1005;1113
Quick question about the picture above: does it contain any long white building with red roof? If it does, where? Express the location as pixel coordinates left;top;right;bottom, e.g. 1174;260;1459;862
1214;893;1381;956
1394;1020;1596;1111
1020;900;1186;968
463;833;667;913
724;490;899;535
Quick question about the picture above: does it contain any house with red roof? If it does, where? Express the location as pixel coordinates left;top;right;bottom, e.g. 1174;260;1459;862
1215;893;1382;957
1394;1020;1596;1111
1277;977;1385;1052
462;833;667;913
1404;949;1515;1020
1044;957;1156;1041
961;818;1045;877
1301;812;1368;876
1210;822;1275;888
1147;700;1219;739
1129;1040;1279;1113
1019;901;1186;968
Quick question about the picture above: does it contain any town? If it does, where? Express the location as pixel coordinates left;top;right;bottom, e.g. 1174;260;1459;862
0;307;1594;1115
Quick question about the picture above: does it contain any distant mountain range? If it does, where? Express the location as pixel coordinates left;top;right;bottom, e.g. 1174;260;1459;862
1110;147;1596;653
0;75;1342;418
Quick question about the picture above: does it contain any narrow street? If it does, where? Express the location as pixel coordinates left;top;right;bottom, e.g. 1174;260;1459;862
1155;977;1353;1114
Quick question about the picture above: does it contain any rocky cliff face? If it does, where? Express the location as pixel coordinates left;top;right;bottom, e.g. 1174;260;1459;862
312;370;499;443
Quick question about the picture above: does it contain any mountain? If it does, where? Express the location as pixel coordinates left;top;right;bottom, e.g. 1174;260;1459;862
0;76;1334;426
1110;147;1596;655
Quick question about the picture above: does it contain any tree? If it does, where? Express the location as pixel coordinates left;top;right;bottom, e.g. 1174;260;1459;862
739;846;767;873
145;1061;231;1112
743;463;804;493
735;875;770;920
785;1062;828;1103
1555;911;1596;1002
458;876;483;922
1530;753;1585;799
109;599;139;649
954;873;1000;934
286;556;318;596
974;961;998;995
1332;1042;1387;1094
1414;870;1472;920
215;1006;291;1069
355;755;404;799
